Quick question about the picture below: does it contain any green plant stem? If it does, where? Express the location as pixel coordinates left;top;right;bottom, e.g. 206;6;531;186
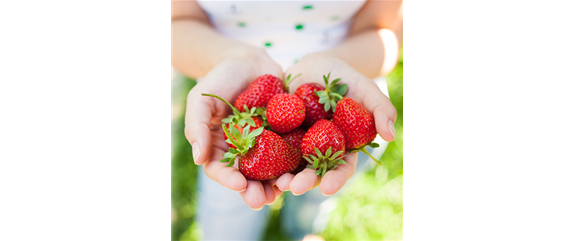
202;93;242;116
360;147;382;165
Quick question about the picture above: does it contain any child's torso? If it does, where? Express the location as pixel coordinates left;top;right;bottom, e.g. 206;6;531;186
196;0;366;70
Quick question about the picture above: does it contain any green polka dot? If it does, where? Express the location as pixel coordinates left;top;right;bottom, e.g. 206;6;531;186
302;5;313;10
295;24;304;30
264;42;272;47
331;16;340;21
238;22;246;27
294;59;299;63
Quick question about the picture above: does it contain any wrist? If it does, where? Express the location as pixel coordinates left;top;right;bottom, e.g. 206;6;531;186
220;45;268;64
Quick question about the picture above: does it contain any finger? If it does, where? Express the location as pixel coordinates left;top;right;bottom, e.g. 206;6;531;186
263;183;276;205
320;152;358;196
203;148;247;192
276;173;295;191
274;186;283;197
239;180;266;210
263;178;279;204
290;168;320;196
184;86;215;165
353;79;397;142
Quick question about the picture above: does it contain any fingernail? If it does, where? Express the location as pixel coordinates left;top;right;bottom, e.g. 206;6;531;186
321;192;333;197
252;205;264;211
192;142;201;164
387;120;395;139
238;188;247;192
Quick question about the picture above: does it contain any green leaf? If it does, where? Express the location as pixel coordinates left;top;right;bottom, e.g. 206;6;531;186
331;78;341;86
229;148;239;154
303;156;312;163
330;100;337;111
333;150;344;159
370;142;380;148
313;158;319;169
337;84;348;96
246;118;255;127
324;100;331;112
242;125;250;139
231;126;241;141
220;158;230;163
223;152;235;158
315;148;323;159
310;155;318;162
338;159;347;165
222;117;233;123
325;147;332;158
249;127;264;139
237;119;246;127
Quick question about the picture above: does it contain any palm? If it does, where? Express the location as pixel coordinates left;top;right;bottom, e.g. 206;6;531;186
274;55;397;196
185;56;285;209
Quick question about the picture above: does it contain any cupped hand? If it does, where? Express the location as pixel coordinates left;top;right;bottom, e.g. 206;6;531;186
184;48;285;210
275;53;398;196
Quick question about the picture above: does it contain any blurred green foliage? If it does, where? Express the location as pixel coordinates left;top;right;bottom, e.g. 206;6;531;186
171;76;200;241
171;49;403;240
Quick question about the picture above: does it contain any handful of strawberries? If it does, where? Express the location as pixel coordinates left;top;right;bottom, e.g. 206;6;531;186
202;72;381;181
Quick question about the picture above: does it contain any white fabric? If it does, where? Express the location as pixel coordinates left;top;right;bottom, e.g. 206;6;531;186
196;0;366;70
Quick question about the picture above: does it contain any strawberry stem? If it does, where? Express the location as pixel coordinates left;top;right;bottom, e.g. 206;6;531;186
283;73;301;92
359;147;382;165
202;93;242;116
222;124;241;148
304;147;346;177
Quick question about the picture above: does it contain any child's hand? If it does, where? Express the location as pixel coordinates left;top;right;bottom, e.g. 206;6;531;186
184;48;286;210
275;53;397;196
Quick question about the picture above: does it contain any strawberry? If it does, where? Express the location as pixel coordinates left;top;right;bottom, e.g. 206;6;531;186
266;94;306;134
295;72;347;127
234;74;300;112
332;97;381;165
224;117;264;148
280;127;307;171
221;125;301;181
295;83;333;127
202;93;266;148
301;119;346;177
280;127;306;150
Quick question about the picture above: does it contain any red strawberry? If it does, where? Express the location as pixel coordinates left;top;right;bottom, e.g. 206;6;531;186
295;83;333;127
332;97;381;164
234;74;300;112
202;93;267;148
280;128;307;171
301;119;346;177
224;117;264;148
266;94;306;134
295;72;347;127
221;125;301;181
280;127;306;150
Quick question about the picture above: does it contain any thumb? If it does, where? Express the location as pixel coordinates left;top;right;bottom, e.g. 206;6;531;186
184;86;214;165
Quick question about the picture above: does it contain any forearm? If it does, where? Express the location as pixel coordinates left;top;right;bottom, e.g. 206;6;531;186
171;19;262;78
334;30;386;79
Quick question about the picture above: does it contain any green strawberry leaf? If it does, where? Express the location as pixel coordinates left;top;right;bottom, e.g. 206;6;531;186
336;84;348;96
324;100;331;112
325;147;332;158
